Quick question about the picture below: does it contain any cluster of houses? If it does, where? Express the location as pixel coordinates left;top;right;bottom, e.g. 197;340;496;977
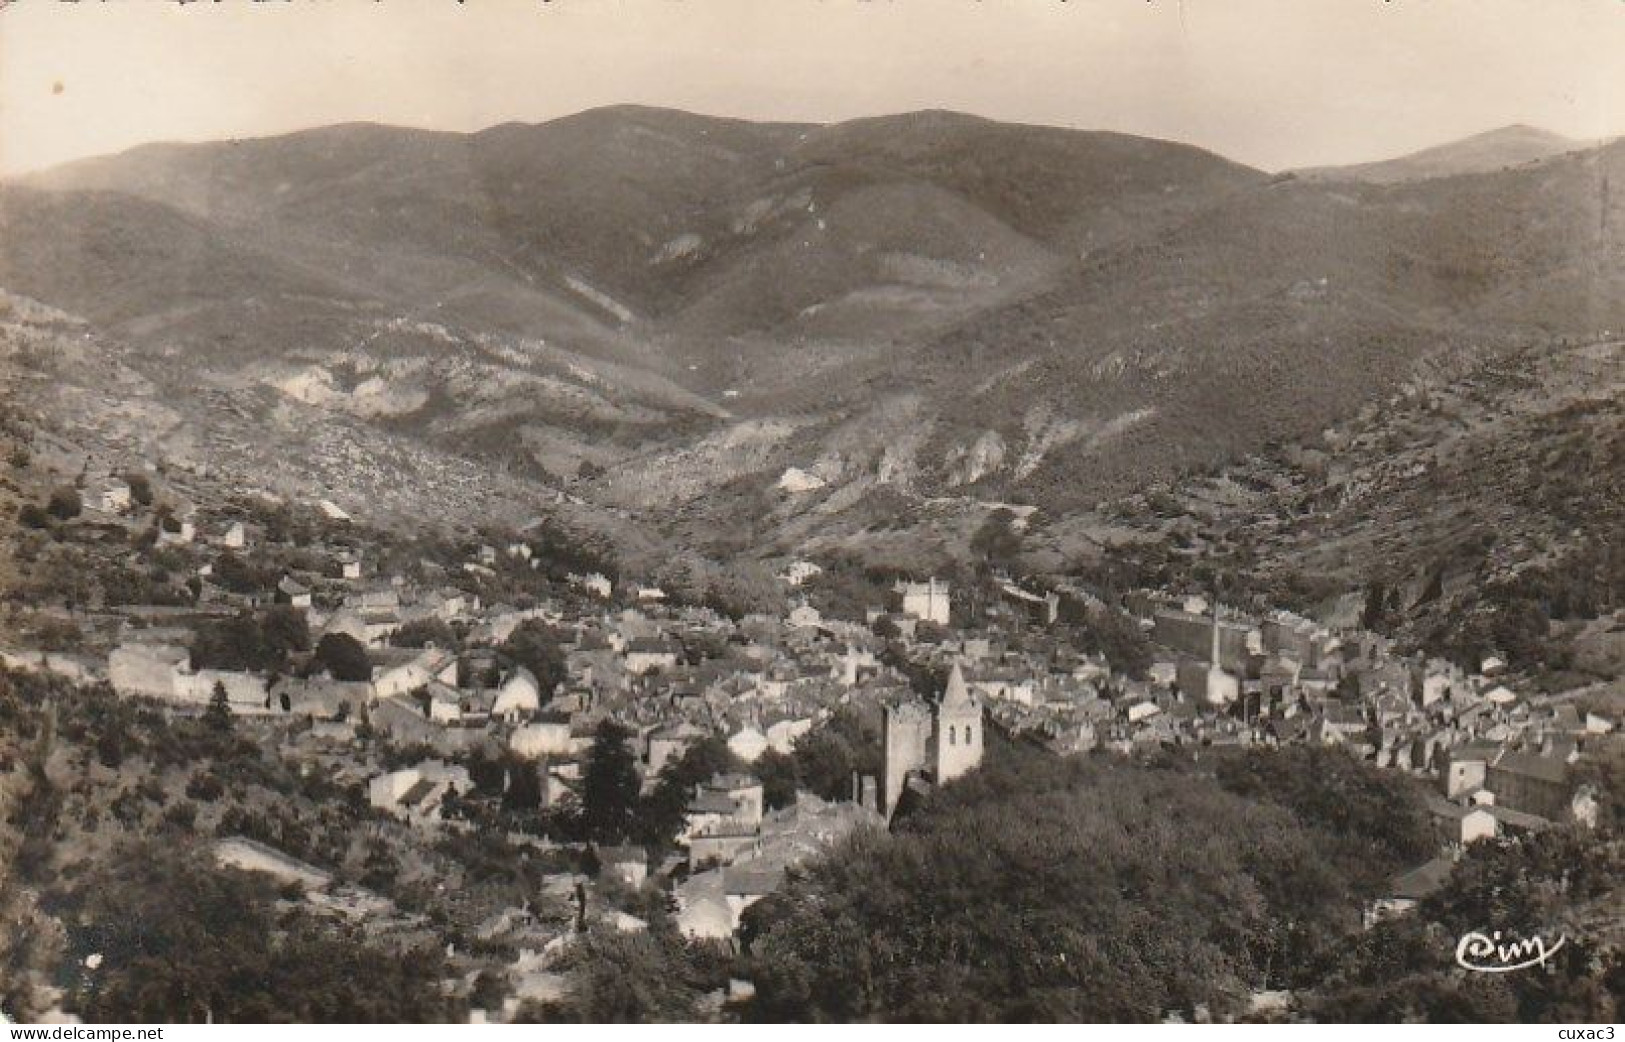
8;474;1618;1011
83;554;1622;908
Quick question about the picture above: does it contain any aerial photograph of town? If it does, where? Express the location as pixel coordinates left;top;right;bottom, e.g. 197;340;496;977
0;0;1621;1028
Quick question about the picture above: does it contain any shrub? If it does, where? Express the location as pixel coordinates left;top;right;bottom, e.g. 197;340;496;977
17;502;51;529
45;487;81;520
313;632;371;682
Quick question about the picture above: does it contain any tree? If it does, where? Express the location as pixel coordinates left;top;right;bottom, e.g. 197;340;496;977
1213;745;1434;870
213;552;272;596
17;502;51;530
192;609;304;673
1309;831;1625;1023
581;720;641;843
313;632;372;682
1059;601;1153;681
503;758;543;812
500;620;567;700
791;708;882;802
124;472;154;507
542;930;715;1022
391;617;458;650
205;681;232;733
754;748;799;810
259;605;311;662
970;508;1023;571
636;737;741;849
67;843;463;1022
45;487;81;520
1361;581;1394;633
469;969;509;1013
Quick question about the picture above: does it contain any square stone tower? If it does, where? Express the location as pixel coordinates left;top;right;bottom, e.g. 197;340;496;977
882;700;932;818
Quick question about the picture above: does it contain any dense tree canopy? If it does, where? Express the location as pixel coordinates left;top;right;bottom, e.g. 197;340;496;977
211;552;276;597
64;845;461;1023
753;748;800;810
743;739;1436;1022
526;930;731;1023
1057;598;1154;680
500;620;568;700
1213;745;1435;874
791;707;882;803
390;617;459;650
312;632;371;682
191;608;309;674
1308;830;1625;1023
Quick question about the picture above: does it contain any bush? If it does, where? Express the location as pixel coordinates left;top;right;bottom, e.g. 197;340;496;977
124;472;153;507
192;610;302;673
391;617;458;650
212;552;273;596
17;502;50;529
45;487;81;520
186;771;225;802
313;632;371;682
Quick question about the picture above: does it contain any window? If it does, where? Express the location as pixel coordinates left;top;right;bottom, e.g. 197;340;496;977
966;725;975;744
948;725;956;746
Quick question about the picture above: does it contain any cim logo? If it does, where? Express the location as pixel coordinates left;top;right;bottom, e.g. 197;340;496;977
1455;928;1568;973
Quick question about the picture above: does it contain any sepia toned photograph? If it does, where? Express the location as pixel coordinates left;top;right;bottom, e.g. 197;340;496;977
0;0;1621;1027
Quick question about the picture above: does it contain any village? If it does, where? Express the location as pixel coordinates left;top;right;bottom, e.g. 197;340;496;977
1;463;1617;1022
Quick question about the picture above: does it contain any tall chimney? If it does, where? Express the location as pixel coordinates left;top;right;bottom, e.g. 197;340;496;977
1210;596;1222;670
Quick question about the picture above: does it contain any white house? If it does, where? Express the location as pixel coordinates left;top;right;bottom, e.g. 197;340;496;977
625;640;679;676
371;648;457;700
765;716;813;755
510;720;573;760
277;577;313;610
1126;700;1162;724
570;573;613;599
493;667;543;721
726;724;769;763
368;760;470;826
95;479;132;514
157;518;196;546
894;578;951;626
109;643;191;700
780;560;823;587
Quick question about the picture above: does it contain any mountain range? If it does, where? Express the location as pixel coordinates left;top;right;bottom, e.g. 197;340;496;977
2;107;1621;571
1295;124;1594;184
